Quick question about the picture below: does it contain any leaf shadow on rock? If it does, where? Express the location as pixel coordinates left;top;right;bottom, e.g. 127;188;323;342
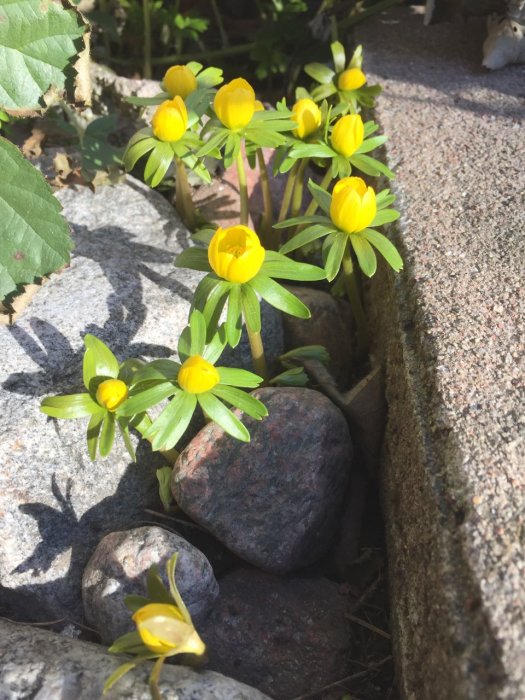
1;443;161;624
2;223;197;397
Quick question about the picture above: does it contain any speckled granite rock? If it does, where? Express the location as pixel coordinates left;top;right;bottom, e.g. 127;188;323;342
172;387;352;573
360;7;525;700
199;569;353;700
0;176;281;624
0;619;270;700
83;526;219;644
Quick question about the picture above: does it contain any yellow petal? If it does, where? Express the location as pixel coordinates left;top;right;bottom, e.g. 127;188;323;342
151;97;188;142
208;225;265;283
292;98;322;139
163;65;198;99
338;68;367;91
330;114;364;157
133;603;205;656
214;78;256;130
96;379;128;412
178;355;220;394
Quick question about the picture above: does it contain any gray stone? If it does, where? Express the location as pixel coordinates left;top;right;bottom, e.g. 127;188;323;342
172;387;352;573
360;7;525;700
83;526;219;644
0;176;283;623
0;618;270;700
199;569;353;700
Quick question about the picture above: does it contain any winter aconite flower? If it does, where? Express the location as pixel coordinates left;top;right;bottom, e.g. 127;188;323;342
96;379;129;412
163;65;198;99
291;98;322;139
133;603;206;656
213;77;256;130
330;177;376;234
337;67;367;91
331;114;364;158
208;225;265;284
177;355;220;394
151;97;188;142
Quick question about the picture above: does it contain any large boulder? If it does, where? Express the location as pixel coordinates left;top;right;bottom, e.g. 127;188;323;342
172;387;352;573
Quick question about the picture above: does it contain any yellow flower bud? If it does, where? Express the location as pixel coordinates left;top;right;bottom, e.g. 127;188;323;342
208;225;265;284
291;98;322;139
133;603;206;657
163;65;198;99
254;99;265;112
338;68;367;91
213;78;256;130
151;97;188;143
330;114;364;158
178;355;220;394
330;177;377;234
95;379;129;412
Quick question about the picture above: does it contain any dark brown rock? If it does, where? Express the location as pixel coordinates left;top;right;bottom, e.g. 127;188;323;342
283;285;354;387
172;387;352;573
199;569;353;700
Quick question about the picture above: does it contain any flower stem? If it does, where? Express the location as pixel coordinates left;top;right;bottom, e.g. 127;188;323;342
142;0;152;79
149;655;167;700
291;158;309;217
342;245;369;357
137;413;179;464
175;157;197;230
236;148;249;226
278;161;299;223
247;327;268;381
256;148;274;248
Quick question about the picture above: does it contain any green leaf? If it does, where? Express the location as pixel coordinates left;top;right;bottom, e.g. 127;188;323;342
355;135;387;155
361;228;403;272
87;411;105;461
304;62;335;85
349;235;377;277
363;120;379;138
249;275;310;319
124;595;151;613
280;345;330;366
83;334;120;387
117;418;136;461
129;359;180;385
273;215;330;229
349;44;363;69
370;209;400;227
240;284;261;333
40;393;102;420
217;367;262;388
201;325;227;364
197;129;229;158
197;392;250;442
0;138;73;301
375;189;396;210
119;382;177;417
118;358;146;387
196;66;223;87
350;153;395;180
270;366;309;387
156;466;173;512
307;179;332;215
279;224;333;256
189;309;207;356
311;83;338;102
212;385;267;419
225;284;242;347
261;251;325;281
174;246;210;272
99;412;116;458
324;231;348;282
289;142;334;159
123;137;156;171
126;93;167;106
144;142;174;188
201;280;230;335
0;0;87;112
331;41;346;73
145;391;197;451
146;565;173;604
103;660;144;693
166;553;192;624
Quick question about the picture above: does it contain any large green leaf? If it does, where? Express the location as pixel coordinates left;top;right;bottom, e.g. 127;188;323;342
0;0;88;113
0;137;73;302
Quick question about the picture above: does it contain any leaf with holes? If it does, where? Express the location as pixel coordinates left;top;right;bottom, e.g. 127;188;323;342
0;138;73;302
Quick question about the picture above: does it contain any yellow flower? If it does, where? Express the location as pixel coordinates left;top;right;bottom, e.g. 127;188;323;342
178;355;220;394
163;65;198;99
96;379;129;412
254;99;265;112
133;603;206;657
330;177;376;234
291;98;322;139
213;78;256;130
338;68;367;91
208;225;265;284
151;97;188;143
330;114;364;158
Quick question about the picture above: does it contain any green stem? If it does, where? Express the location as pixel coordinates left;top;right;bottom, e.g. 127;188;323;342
256;148;274;247
277;162;299;223
247;327;268;382
149;655;167;700
290;158;309;218
342;245;369;357
110;43;256;67
210;0;229;48
236;148;249;226
175;157;197;230
142;0;152;79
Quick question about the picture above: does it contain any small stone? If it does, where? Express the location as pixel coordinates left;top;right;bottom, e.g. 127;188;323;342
199;569;353;700
172;387;352;573
283;285;354;387
83;526;219;644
